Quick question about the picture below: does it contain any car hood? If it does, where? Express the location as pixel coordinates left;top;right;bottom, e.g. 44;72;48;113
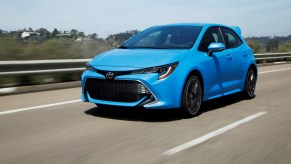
89;49;188;70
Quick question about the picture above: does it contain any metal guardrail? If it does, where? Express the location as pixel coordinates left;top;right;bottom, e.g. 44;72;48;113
0;59;90;77
255;52;291;61
0;53;291;78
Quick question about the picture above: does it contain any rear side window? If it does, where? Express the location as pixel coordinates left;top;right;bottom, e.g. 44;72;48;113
221;28;242;49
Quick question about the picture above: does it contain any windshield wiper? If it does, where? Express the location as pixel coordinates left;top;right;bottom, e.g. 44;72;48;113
119;46;180;49
129;46;169;49
118;45;128;49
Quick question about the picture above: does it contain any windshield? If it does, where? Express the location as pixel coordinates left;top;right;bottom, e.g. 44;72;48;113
120;26;202;49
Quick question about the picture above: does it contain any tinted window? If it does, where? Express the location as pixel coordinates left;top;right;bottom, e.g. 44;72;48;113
120;26;203;49
198;27;224;52
221;28;242;49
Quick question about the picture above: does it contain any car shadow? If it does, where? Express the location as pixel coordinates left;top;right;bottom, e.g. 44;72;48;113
84;93;249;122
200;93;246;114
84;106;184;122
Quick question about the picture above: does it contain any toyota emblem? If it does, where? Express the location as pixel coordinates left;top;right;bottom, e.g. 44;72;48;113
105;72;115;80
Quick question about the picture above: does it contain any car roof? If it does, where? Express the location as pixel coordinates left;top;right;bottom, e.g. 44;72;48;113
158;23;222;27
157;23;241;35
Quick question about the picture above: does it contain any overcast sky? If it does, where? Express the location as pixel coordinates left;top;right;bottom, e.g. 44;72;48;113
1;0;290;38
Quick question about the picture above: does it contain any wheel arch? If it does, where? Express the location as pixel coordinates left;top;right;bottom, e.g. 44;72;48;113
244;63;258;84
249;64;258;75
180;69;205;117
242;63;258;99
181;69;205;104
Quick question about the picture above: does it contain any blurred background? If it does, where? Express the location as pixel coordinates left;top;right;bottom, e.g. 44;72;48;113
1;0;291;88
1;1;291;164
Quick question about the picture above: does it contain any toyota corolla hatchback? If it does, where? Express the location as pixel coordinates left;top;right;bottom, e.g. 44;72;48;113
81;23;257;117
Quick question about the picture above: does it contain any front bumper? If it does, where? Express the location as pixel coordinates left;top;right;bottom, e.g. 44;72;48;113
81;66;184;109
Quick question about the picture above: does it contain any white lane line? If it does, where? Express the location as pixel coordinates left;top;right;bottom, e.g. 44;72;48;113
0;99;82;116
259;68;291;74
163;111;267;156
0;87;17;94
273;62;287;64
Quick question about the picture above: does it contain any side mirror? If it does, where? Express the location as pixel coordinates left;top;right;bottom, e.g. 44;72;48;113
207;42;225;57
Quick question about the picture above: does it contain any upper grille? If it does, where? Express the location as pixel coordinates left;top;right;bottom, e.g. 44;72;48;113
85;78;151;102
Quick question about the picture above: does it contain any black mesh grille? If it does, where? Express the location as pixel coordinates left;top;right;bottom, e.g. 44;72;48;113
85;78;152;102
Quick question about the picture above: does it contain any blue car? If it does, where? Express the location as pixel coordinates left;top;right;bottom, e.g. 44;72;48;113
81;23;257;117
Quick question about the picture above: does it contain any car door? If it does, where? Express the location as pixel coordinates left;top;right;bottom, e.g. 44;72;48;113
198;27;233;97
221;27;246;89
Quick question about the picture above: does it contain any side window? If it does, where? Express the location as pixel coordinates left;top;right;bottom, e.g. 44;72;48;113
221;28;242;49
198;27;223;52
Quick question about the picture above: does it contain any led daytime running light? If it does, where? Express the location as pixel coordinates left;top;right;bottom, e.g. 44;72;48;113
158;64;177;80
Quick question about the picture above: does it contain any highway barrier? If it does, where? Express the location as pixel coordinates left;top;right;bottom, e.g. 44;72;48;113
1;53;291;78
0;59;90;77
0;52;290;88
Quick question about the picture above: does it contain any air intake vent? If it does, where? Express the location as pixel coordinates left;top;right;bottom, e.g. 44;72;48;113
85;78;152;102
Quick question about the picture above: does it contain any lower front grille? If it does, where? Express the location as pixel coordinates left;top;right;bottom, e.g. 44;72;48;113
85;78;152;102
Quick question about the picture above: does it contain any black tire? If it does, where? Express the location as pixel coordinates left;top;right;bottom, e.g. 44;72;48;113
182;75;203;117
243;68;257;99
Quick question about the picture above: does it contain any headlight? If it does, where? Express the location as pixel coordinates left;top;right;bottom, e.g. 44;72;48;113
132;62;178;80
85;63;95;71
157;63;178;80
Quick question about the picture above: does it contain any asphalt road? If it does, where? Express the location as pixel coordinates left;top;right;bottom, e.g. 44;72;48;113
0;64;291;164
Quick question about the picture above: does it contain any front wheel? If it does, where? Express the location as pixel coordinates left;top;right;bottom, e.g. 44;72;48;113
243;68;257;99
182;75;203;117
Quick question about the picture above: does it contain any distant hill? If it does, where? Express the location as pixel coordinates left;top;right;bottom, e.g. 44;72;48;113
0;36;114;60
0;28;290;61
245;35;291;53
105;30;139;47
106;30;291;53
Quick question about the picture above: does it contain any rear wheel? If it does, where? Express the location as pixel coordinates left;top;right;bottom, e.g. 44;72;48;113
243;68;257;99
182;75;203;117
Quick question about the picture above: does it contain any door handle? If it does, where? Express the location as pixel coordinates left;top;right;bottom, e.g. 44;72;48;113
227;56;232;61
243;51;248;57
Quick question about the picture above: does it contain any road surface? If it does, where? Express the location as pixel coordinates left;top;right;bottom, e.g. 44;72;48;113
0;64;291;164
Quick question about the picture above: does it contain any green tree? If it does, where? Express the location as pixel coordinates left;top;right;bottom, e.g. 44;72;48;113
246;39;262;53
106;30;139;47
92;33;98;39
70;29;78;35
35;28;51;36
266;40;279;52
51;28;59;37
70;29;78;39
78;31;85;37
279;42;291;52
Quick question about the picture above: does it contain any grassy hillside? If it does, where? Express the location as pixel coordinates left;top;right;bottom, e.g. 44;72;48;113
245;35;291;53
1;29;291;61
0;37;114;60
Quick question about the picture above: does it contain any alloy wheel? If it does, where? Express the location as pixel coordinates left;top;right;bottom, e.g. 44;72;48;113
183;76;202;116
245;69;256;98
